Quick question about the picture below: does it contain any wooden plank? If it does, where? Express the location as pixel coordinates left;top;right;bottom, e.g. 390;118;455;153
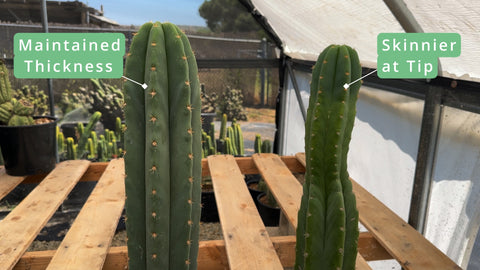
252;153;303;228
22;162;109;184
207;155;283;270
353;180;461;269
0;160;91;270
46;159;125;270
0;167;26;200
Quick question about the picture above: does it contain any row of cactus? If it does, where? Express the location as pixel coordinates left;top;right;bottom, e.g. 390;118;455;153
295;45;361;270
254;134;272;154
57;113;124;161
201;113;246;157
0;60;35;126
123;22;202;270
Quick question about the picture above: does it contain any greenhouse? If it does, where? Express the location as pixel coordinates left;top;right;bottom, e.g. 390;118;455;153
0;0;479;269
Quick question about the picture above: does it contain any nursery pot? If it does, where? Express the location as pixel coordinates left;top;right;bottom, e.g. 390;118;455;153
246;178;263;207
201;189;219;222
256;193;280;226
201;112;216;134
0;116;58;176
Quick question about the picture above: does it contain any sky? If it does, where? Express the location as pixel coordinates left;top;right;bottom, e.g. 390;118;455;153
84;0;207;26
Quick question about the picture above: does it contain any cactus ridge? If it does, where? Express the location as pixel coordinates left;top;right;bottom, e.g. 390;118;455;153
295;45;361;270
123;22;201;270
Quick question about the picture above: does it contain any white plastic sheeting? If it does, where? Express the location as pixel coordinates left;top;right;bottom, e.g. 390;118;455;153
250;0;480;81
280;68;480;267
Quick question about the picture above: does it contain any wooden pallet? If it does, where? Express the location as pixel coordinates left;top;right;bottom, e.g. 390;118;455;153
0;154;461;270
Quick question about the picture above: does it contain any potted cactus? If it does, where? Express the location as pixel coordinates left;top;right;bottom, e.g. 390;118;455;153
295;45;361;269
0;59;57;176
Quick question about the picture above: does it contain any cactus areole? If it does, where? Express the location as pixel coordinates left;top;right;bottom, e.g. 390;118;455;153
123;22;202;270
295;45;361;270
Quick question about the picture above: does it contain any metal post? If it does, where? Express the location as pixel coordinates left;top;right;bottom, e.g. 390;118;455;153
383;0;424;33
286;61;307;122
40;0;55;117
408;85;443;233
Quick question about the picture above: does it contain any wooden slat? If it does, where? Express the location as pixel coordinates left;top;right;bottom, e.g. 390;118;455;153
22;162;110;184
0;160;90;270
16;236;296;270
252;153;302;228
207;155;283;270
0;167;26;200
353;180;461;269
46;159;125;270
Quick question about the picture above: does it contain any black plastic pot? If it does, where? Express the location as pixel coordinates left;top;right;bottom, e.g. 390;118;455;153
0;116;58;176
201;112;217;133
246;178;263;207
201;190;219;222
257;193;280;226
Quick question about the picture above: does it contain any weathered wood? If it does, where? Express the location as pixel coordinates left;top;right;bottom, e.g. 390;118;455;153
353;180;461;269
46;159;125;270
252;153;302;228
207;155;283;270
0;167;25;200
22;162;109;184
0;160;91;270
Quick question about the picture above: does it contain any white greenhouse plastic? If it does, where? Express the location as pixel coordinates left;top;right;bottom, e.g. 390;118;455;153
245;0;480;269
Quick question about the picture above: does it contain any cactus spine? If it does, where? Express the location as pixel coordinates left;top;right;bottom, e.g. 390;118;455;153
295;45;361;270
123;22;201;270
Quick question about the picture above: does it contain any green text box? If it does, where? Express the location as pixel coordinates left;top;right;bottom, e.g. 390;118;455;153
377;55;438;79
14;33;125;78
377;33;461;57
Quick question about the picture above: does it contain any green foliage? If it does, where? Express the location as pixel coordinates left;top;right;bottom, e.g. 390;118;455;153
58;89;89;115
295;45;361;270
123;22;202;270
199;0;261;32
80;79;124;130
217;87;247;121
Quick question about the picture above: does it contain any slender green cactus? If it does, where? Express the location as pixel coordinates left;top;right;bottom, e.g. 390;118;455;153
0;60;12;105
254;134;262;154
219;113;227;140
77;122;84;138
87;138;95;159
233;123;244;156
123;22;202;270
66;137;76;160
261;139;272;153
76;111;101;159
96;140;106;162
226;126;238;155
209;122;216;150
57;127;65;154
295;45;361;270
115;117;122;142
224;137;234;155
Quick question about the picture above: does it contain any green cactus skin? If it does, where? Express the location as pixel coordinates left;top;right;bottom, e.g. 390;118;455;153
233;123;244;156
66;137;76;160
224;137;234;155
254;134;262;154
295;45;361;270
77;122;84;138
261;139;272;153
115;117;122;142
96;140;106;162
209;122;216;150
0;60;12;104
219;113;227;140
87;138;95;159
57;127;65;154
123;22;201;270
226;126;238;155
90;131;98;152
76;111;101;159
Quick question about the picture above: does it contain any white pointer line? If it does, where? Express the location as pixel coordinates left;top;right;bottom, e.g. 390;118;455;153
122;75;148;89
343;69;377;90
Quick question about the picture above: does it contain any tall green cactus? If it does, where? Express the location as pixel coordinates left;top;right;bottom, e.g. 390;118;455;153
76;111;101;159
233;123;244;156
219;113;227;140
123;22;202;270
254;134;262;154
295;45;361;270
